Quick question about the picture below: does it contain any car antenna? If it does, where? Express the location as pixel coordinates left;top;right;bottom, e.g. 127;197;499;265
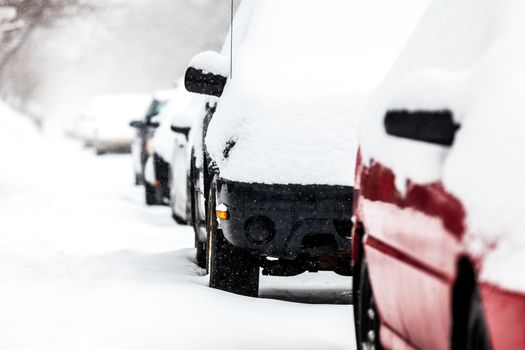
230;0;234;79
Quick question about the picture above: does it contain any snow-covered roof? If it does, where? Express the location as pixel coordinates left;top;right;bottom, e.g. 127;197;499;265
359;0;525;291
205;0;430;186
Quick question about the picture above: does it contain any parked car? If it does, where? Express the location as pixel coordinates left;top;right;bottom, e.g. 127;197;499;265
184;0;424;297
352;0;525;349
89;94;150;155
168;93;202;224
187;98;217;268
130;89;176;185
143;85;197;207
68;113;96;147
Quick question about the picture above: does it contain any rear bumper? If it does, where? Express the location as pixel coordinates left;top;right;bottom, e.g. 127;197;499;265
95;139;132;153
216;179;352;260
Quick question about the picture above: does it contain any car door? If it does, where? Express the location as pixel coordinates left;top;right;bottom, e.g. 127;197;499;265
362;109;464;349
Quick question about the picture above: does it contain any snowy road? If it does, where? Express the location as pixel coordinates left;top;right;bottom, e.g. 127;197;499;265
0;106;354;349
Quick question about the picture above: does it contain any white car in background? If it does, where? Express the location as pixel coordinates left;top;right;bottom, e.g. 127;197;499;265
130;89;177;185
88;94;151;155
169;93;204;224
144;85;199;216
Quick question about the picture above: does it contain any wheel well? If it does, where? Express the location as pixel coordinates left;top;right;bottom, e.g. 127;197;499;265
451;256;476;350
353;223;365;268
352;223;365;304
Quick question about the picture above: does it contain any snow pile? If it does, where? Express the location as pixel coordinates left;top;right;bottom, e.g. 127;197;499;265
205;0;430;186
359;0;525;291
189;50;230;77
89;94;151;140
0;101;354;349
154;85;202;162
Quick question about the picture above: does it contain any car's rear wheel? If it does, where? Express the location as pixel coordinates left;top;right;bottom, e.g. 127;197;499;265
466;286;492;350
145;183;158;205
356;257;382;350
207;180;259;297
195;240;207;269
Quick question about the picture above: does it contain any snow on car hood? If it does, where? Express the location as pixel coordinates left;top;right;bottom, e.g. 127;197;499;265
206;0;430;186
359;0;525;291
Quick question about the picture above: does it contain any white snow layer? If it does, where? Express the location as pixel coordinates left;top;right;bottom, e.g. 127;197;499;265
189;50;230;77
88;94;151;140
0;101;354;349
205;0;430;186
359;0;525;291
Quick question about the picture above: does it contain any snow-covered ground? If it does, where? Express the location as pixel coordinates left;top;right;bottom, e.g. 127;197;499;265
0;103;353;349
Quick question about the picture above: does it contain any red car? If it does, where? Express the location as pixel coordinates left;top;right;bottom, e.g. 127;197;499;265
351;1;525;349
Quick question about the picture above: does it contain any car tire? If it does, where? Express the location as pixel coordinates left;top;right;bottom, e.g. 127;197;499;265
171;210;187;225
207;180;259;297
355;257;382;350
196;240;207;269
466;285;492;350
145;183;158;205
134;173;143;186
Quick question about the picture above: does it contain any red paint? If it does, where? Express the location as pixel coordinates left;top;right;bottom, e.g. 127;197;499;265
360;161;466;238
353;156;525;350
365;234;451;283
481;283;525;350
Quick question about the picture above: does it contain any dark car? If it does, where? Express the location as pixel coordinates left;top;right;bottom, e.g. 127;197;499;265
183;1;370;297
130;89;176;186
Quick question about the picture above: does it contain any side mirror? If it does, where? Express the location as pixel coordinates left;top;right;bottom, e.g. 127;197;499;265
129;120;145;128
384;109;460;146
185;51;229;97
171;125;191;140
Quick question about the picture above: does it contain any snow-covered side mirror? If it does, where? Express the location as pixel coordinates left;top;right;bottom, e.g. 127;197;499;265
171;125;191;140
129;120;145;128
384;109;459;146
185;51;229;97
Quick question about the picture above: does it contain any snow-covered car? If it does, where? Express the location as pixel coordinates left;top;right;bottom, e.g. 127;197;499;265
68;113;96;147
184;0;427;297
168;93;202;224
90;94;151;155
144;85;197;207
130;89;176;185
187;98;217;268
352;1;525;349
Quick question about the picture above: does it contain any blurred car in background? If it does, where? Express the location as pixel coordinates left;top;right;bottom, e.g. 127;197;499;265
65;113;97;147
142;85;196;207
130;89;177;185
168;93;202;224
89;94;150;155
352;0;525;349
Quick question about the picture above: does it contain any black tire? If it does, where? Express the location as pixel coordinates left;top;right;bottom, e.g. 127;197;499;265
196;240;207;269
134;173;143;186
466;286;492;350
207;180;259;297
145;183;158;205
171;211;187;225
355;258;382;350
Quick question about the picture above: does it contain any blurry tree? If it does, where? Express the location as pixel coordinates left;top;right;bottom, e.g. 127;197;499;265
0;0;99;72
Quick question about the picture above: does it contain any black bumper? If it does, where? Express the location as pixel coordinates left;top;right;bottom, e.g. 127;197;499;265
216;179;352;259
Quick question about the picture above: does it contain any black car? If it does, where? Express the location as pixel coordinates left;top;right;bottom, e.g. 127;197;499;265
185;52;353;298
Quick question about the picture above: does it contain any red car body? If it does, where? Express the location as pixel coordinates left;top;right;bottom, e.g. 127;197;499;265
352;150;525;349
